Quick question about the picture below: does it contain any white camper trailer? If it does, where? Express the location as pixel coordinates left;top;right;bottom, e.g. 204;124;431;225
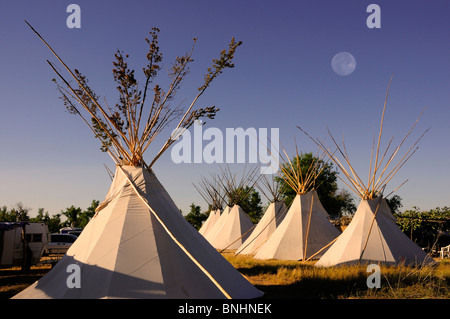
0;222;50;267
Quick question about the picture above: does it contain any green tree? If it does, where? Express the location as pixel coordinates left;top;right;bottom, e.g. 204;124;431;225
395;206;450;248
61;205;82;228
234;187;263;224
78;200;99;228
326;189;357;217
47;214;62;233
10;202;31;221
185;203;207;230
0;205;15;222
30;208;51;224
386;195;403;214
35;208;48;222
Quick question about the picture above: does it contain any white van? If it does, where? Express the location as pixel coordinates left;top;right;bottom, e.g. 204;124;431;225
0;222;50;267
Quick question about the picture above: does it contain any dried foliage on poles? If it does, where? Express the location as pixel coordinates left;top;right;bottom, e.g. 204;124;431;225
26;21;242;169
193;173;224;212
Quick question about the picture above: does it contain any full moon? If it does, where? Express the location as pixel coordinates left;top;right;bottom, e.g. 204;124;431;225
331;52;356;76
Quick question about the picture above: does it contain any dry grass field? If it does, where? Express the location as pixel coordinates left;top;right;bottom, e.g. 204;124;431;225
0;264;52;299
1;253;449;299
224;252;450;299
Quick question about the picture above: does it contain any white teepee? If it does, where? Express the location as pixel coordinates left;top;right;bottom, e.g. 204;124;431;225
204;166;259;250
301;77;434;267
15;23;262;299
199;208;221;237
236;176;288;256
254;190;340;260
203;205;231;242
315;197;433;266
194;174;224;237
14;166;263;298
207;205;254;250
236;201;287;255
254;150;340;261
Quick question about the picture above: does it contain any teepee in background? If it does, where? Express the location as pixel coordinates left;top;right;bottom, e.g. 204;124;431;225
15;22;263;299
194;173;224;237
300;77;434;267
236;175;288;256
254;147;340;261
206;166;259;250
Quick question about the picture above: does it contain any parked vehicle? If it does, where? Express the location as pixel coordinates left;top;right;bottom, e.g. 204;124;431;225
67;229;82;237
42;233;78;256
60;227;82;237
0;222;50;267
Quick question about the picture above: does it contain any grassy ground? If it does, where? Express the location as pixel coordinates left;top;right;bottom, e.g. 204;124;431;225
1;254;449;299
0;264;52;299
223;252;450;299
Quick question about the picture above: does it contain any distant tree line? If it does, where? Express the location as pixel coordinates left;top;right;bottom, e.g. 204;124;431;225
0;200;99;233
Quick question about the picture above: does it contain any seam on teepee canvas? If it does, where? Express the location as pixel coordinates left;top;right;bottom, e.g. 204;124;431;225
117;165;232;299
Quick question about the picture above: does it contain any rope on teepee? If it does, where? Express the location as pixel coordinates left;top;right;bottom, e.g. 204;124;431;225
358;191;385;264
305;236;340;262
303;193;315;260
235;202;288;256
218;221;257;254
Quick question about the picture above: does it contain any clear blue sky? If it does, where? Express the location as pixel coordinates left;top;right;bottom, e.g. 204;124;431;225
0;0;449;217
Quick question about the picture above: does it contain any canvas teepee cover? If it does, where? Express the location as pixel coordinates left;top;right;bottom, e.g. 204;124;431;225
16;23;262;299
204;166;259;250
315;197;433;267
199;208;221;236
14;166;262;298
254;190;340;260
207;204;254;250
203;206;230;242
236;200;287;255
236;176;288;256
252;148;340;260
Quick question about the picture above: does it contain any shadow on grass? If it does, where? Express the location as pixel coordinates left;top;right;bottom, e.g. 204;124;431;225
255;279;368;299
234;263;367;299
236;260;450;299
0;268;51;299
